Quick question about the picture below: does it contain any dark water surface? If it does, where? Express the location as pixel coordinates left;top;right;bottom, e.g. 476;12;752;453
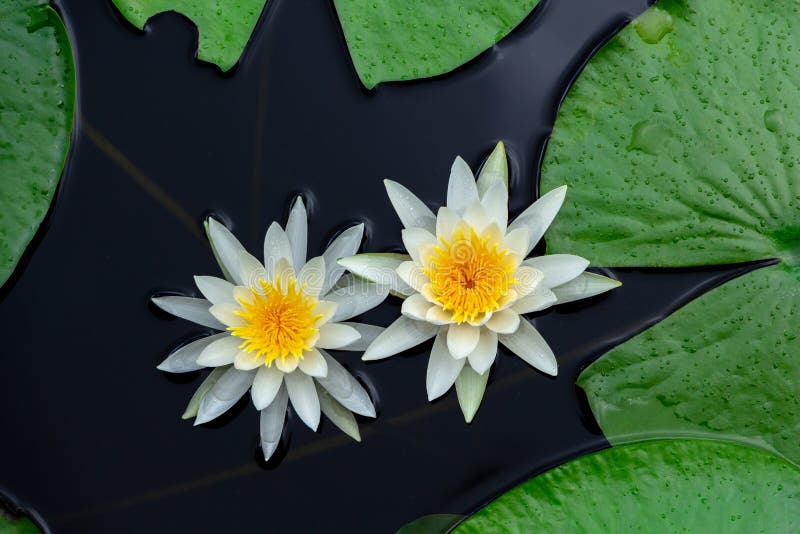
0;0;767;532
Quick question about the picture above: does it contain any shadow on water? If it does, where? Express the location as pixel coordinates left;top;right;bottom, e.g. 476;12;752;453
7;0;776;532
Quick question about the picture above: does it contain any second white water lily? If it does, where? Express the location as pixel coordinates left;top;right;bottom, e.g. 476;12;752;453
153;196;385;460
340;142;620;422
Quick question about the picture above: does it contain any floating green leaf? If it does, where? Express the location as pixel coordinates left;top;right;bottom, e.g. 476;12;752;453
542;0;800;268
333;0;541;89
456;440;800;532
0;506;39;534
540;0;800;463
111;0;268;71
0;0;75;288
578;266;800;464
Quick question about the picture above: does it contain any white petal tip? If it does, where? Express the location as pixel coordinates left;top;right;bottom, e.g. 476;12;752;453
542;365;558;377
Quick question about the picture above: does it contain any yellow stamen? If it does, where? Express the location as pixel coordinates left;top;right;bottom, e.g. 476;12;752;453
229;275;322;367
423;226;517;324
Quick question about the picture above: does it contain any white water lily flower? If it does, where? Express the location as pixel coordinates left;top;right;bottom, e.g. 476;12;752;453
339;142;620;423
153;196;385;461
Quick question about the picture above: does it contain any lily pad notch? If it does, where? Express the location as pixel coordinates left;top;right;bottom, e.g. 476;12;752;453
541;0;800;465
110;0;271;72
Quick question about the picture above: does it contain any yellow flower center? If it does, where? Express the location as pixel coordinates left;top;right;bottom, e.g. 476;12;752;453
423;226;517;324
229;275;321;366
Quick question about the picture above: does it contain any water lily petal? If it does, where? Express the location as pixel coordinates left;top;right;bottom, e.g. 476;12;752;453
313;300;339;327
508;185;568;255
285;370;321;430
316;384;361;442
152;296;225;330
208;302;246;327
467;311;493;327
551;272;621;304
447;156;479;215
476;141;508;197
514;265;544;297
384;179;437;233
206;217;246;284
335;323;385;351
275;356;299;373
158;333;229;373
316;349;376;417
426;305;455;325
523;254;590;289
480;181;509;231
285;196;308;269
263;221;294;276
259;384;288;461
251;365;284;410
363;316;438;361
317;323;361;350
436;206;462;239
193;276;235;306
426;330;466;401
397;261;429;293
504;227;530;261
512;286;558;314
197;335;241;367
402;293;433;321
455;362;489;423
496;289;519;311
236;351;266;370
499;319;557;376
195;367;255;425
321;223;364;294
485;309;520;334
325;275;389;322
463;200;491;234
182;366;228;419
238;250;268;288
447;323;481;359
298;348;328;378
338;253;415;297
467;329;498;375
298;256;326;297
402;228;437;263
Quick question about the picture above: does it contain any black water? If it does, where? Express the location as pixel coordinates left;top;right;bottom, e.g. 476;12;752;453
0;0;768;532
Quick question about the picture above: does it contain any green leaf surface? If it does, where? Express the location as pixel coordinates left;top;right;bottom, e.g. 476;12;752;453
111;0;268;71
540;0;800;463
0;515;39;534
579;265;800;465
455;439;800;533
0;0;75;288
542;0;800;268
332;0;541;89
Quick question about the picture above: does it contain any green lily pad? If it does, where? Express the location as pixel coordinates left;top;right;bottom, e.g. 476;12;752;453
542;0;800;268
333;0;541;89
0;0;75;288
455;439;800;532
540;0;800;463
0;515;39;534
111;0;268;71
